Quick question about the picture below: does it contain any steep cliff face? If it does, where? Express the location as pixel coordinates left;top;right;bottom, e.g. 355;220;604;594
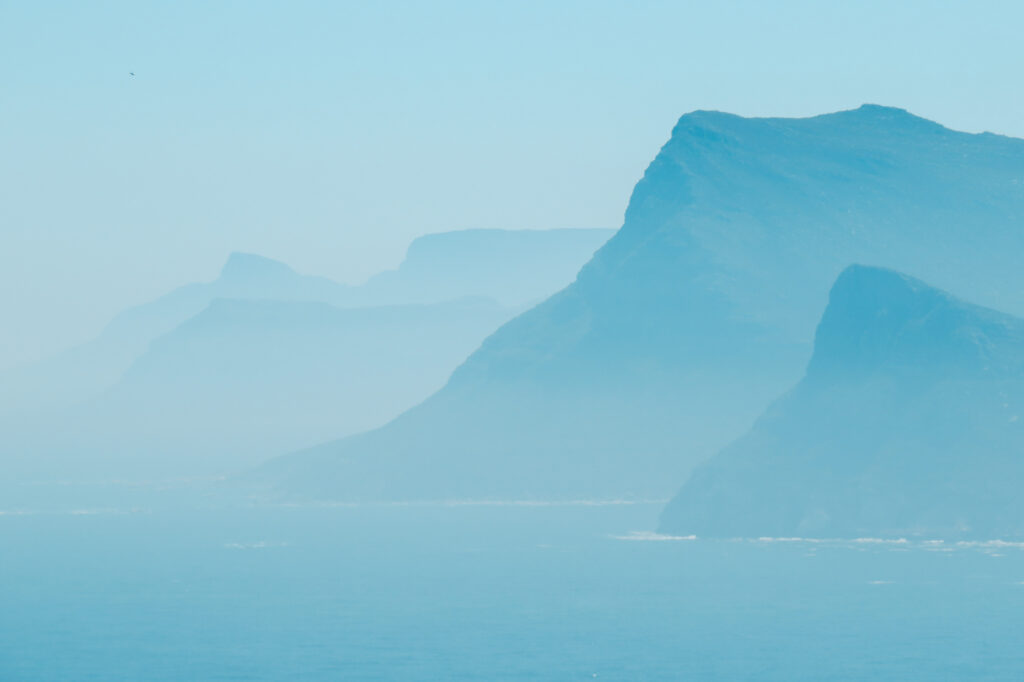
660;266;1024;539
260;106;1024;502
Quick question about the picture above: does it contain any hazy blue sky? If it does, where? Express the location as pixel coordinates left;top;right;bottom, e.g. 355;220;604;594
2;0;1022;368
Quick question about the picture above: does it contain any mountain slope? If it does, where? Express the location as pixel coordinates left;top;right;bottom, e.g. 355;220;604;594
260;105;1024;502
659;266;1024;539
7;297;515;479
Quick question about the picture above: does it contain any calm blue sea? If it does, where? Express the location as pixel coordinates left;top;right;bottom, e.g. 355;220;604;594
2;500;1023;680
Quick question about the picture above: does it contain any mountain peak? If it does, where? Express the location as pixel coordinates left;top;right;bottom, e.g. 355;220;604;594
218;252;297;283
668;104;936;141
851;103;911;116
807;265;1024;381
825;103;944;130
827;264;941;311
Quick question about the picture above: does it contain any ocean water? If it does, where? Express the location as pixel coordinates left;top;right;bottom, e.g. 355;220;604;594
2;500;1023;680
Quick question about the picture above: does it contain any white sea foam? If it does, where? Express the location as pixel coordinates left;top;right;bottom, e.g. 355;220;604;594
955;539;1024;549
615;532;1024;553
612;531;696;542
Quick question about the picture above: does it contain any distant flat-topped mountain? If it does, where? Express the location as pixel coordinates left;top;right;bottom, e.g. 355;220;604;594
359;228;613;307
659;266;1024;540
258;105;1024;502
0;229;609;416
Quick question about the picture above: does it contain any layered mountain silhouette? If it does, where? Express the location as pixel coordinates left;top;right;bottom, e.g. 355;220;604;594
0;229;609;417
257;105;1024;502
0;253;351;415
659;266;1024;540
1;229;609;479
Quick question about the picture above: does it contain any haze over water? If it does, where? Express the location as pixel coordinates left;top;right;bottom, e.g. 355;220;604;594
4;3;1024;680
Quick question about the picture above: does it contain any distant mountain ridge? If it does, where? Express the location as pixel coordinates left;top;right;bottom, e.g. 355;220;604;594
659;266;1024;539
1;228;611;480
0;229;611;416
0;251;353;415
359;228;613;306
258;105;1024;502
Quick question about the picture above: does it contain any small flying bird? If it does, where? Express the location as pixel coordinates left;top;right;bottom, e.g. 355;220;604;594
129;72;135;77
